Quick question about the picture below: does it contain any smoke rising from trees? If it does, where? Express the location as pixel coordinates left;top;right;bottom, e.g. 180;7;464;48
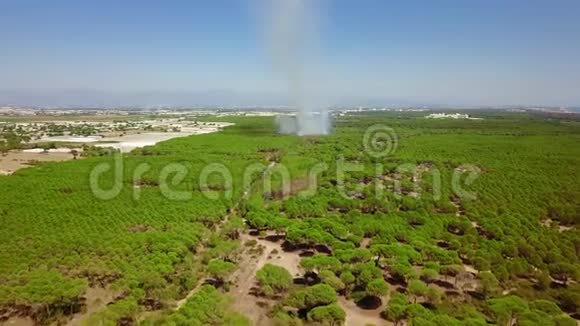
265;0;330;135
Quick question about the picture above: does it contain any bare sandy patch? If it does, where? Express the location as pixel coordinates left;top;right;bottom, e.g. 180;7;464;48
338;296;390;326
463;264;478;275
65;286;119;326
360;237;372;248
0;150;77;174
229;233;303;325
0;317;34;326
228;231;394;326
541;218;574;233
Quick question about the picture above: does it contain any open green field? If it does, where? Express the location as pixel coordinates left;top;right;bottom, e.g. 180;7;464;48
0;112;579;326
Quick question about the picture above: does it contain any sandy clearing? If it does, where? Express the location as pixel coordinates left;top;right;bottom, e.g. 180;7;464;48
0;317;34;326
255;236;302;277
31;135;102;143
0;151;77;174
463;264;478;275
0;287;116;326
541;218;575;233
360;237;372;248
338;296;390;326
65;286;118;326
229;233;303;325
229;232;392;326
93;132;198;153
22;147;78;153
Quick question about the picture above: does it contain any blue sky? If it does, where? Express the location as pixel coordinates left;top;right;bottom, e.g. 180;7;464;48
0;0;579;106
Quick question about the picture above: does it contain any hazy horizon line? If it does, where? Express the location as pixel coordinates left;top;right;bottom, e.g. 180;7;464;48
0;88;578;109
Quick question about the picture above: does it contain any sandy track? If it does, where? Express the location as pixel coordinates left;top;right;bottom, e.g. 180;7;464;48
229;233;302;325
229;233;392;326
65;287;118;326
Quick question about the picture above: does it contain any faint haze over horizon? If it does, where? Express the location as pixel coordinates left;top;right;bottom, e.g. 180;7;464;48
1;0;579;107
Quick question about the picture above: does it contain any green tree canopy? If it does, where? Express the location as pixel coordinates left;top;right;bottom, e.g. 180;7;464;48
385;293;409;326
488;295;529;326
365;278;389;297
307;303;346;324
300;254;342;273
408;279;428;303
478;271;500;298
207;259;236;284
319;270;346;292
287;284;338;310
256;264;293;294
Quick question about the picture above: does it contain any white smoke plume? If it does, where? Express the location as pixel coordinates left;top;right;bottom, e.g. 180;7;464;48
263;0;330;135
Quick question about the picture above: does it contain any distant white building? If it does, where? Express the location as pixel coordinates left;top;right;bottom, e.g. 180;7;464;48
425;113;481;120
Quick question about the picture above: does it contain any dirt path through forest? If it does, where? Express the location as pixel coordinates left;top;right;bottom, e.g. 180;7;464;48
173;206;238;310
229;232;394;326
174;162;278;312
173;160;393;325
229;233;302;325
